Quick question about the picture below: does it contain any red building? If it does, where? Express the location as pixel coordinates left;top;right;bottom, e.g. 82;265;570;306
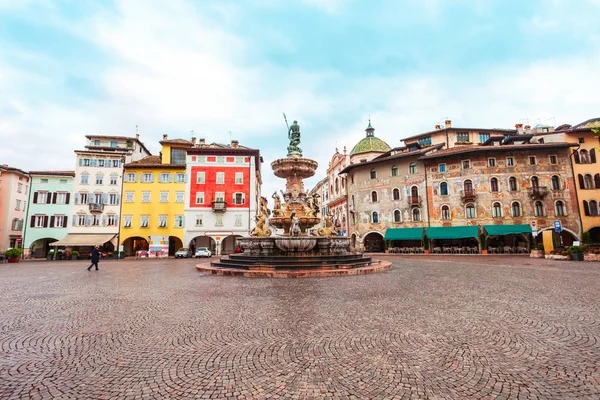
184;139;262;255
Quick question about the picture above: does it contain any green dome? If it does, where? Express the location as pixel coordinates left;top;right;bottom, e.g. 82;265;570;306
350;136;391;156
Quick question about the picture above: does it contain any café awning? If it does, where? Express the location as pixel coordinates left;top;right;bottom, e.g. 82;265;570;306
384;228;424;241
483;224;532;236
50;234;116;246
426;226;479;240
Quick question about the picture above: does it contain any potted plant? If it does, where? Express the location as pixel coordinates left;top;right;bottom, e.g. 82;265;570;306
480;233;487;254
118;250;128;259
568;246;584;262
47;251;55;261
423;235;429;254
530;242;545;258
71;250;80;260
545;248;570;260
5;248;23;263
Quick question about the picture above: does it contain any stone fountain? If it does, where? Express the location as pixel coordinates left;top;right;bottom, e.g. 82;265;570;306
197;119;391;277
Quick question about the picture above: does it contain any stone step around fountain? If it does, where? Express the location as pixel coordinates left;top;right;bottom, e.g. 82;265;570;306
212;253;373;270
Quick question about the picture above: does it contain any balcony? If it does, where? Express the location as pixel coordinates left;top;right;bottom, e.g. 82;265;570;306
212;200;227;212
408;195;421;206
460;189;477;202
528;186;549;200
89;203;104;213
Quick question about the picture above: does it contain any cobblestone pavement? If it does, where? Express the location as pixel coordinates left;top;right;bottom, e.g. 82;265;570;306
1;256;599;399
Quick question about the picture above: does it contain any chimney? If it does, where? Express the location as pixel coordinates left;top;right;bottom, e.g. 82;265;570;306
136;133;140;140
524;125;531;134
231;140;239;149
445;119;452;129
435;124;441;130
199;138;206;145
515;123;523;135
191;137;197;146
162;134;168;140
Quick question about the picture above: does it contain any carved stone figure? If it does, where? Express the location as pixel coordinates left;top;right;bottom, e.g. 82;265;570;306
305;195;319;218
318;215;338;237
271;192;285;217
290;212;301;237
251;214;271;237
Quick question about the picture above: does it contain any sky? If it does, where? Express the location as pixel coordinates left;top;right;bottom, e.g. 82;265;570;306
1;0;600;196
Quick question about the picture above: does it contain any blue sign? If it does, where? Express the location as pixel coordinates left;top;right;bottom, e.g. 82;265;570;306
554;220;562;232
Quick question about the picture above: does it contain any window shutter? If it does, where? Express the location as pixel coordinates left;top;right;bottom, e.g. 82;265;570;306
63;216;68;228
30;216;35;228
102;194;108;204
74;194;79;205
66;193;70;204
92;159;97;167
33;192;38;204
43;216;49;228
85;215;92;227
584;201;590;216
116;194;120;205
50;216;55;227
72;215;77;226
578;174;585;189
574;152;580;164
595;174;600;189
102;215;107;226
52;192;57;204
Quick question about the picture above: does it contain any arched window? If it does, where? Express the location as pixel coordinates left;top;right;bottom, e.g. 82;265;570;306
580;149;590;163
589;200;599;216
391;165;398;177
509;177;518;191
440;182;448;196
371;191;378;203
409;162;417;174
441;205;451;220
555;200;565;216
464;179;473;193
531;176;539;189
370;169;377;179
392;188;400;200
372;211;379;223
341;178;345;189
490;177;499;192
466;203;476;219
584;174;594;189
511;202;521;217
335;178;339;193
411;185;419;200
394;209;402;223
492;202;502;218
535;201;544;217
551;175;560;191
412;208;421;222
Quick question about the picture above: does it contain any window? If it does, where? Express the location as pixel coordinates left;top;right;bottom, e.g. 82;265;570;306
94;193;103;204
171;148;186;165
195;214;203;226
531;176;539;189
59;179;67;184
418;137;432;146
438;163;446;173
579;174;594;190
112;160;119;168
125;192;134;202
488;158;496;167
83;158;91;166
160;192;169;202
196;172;205;184
534;201;544;217
109;175;117;185
479;133;490;143
511;202;521;217
98;159;105;167
555;201;566;216
440;182;448;196
412;208;421;222
141;173;154;183
15;199;21;210
34;215;45;228
235;172;243;184
441;205;451;220
392;188;400;200
372;212;379;223
215;192;225;202
196;192;204;204
78;192;88;204
17;183;22;193
490;178;499;192
124;215;132;228
235;214;242;226
37;191;48;204
93;140;100;146
110;141;117;148
215;215;224;226
549;155;557;165
409;163;417;174
586;200;598;216
159;173;172;183
81;174;89;184
109;193;119;205
335;178;339;193
176;192;184;203
506;157;514;166
142;192;151;202
579;150;590;164
370;169;377;179
41;179;49;184
107;215;117;226
233;193;245;205
95;175;103;185
12;218;22;230
77;214;87;226
492;202;502;218
216;172;225;184
466;204;476;219
551;176;560;191
509;177;518;191
55;216;66;228
391;165;398;177
462;160;470;169
456;132;470;143
529;156;536;165
371;191;378;203
159;215;167;228
125;173;137;183
175;173;186;183
463;180;473;193
92;215;101;226
393;210;401;223
140;215;149;228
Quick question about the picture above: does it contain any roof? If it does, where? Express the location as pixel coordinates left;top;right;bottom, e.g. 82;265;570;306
187;144;262;170
0;164;28;175
339;143;444;174
350;136;391;156
418;142;577;161
84;134;151;155
123;155;186;169
570;117;600;131
402;127;517;142
28;170;75;177
159;139;193;146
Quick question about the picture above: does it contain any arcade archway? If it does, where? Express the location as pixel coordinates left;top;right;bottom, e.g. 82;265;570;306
221;235;243;255
364;231;385;252
122;236;149;256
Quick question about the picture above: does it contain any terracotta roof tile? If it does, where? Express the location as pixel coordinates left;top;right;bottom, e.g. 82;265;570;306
28;170;75;177
418;142;577;160
159;139;193;145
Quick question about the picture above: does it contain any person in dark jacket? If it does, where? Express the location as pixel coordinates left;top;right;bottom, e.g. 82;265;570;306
87;245;100;271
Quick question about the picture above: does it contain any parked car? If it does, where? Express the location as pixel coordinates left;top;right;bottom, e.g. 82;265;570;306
175;248;192;258
195;247;212;258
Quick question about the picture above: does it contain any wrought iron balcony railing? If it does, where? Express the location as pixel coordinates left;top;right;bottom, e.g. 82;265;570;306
460;189;477;202
408;195;421;206
89;203;104;213
528;186;549;200
211;200;227;212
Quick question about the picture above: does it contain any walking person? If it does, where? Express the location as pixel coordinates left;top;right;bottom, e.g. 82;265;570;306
87;245;100;271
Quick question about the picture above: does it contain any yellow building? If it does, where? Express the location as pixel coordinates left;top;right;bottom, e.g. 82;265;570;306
120;136;194;256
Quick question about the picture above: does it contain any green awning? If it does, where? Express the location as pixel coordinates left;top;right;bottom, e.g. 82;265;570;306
384;228;424;241
483;224;532;236
426;226;479;239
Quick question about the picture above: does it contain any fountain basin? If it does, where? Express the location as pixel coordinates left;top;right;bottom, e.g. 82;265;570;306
271;157;318;179
275;237;317;252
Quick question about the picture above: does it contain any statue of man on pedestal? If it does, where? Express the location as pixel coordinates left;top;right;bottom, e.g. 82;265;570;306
287;120;302;157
